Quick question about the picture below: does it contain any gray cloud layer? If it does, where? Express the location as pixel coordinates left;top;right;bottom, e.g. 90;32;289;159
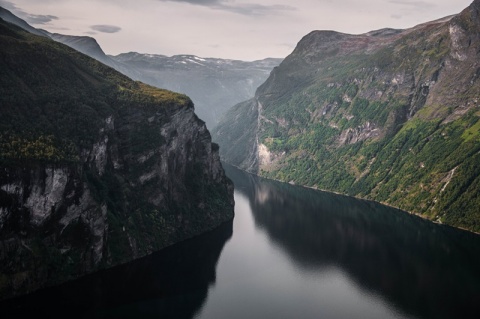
158;0;295;16
388;0;435;9
0;0;16;11
0;0;59;24
26;14;58;24
90;24;122;33
167;0;220;4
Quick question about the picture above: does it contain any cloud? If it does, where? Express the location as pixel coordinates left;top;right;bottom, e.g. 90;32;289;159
158;0;295;16
388;0;435;9
90;25;122;33
164;0;220;4
0;0;58;24
25;14;58;25
0;0;17;11
222;3;295;16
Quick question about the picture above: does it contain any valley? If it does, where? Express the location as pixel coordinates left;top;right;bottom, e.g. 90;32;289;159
0;2;479;315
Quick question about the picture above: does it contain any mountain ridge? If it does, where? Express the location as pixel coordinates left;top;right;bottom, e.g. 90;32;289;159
214;0;480;233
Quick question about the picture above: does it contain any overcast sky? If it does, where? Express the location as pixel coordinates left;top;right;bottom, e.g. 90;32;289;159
0;0;473;61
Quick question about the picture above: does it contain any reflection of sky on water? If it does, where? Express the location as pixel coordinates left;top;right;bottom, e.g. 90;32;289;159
197;191;409;319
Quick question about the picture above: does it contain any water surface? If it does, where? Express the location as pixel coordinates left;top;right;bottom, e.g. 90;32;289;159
197;164;480;319
1;164;480;318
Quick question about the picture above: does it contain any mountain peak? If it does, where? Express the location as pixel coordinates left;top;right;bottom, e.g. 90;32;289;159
453;0;480;30
50;33;106;56
291;29;386;62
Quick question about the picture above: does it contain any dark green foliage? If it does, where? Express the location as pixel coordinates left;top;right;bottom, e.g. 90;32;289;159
0;19;234;298
217;9;480;233
212;99;259;169
0;134;78;164
0;20;190;164
263;111;480;232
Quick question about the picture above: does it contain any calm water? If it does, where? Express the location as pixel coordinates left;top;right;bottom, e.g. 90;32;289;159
2;164;480;318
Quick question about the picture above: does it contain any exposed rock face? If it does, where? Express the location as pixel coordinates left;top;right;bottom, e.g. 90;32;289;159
338;122;380;145
0;19;234;299
213;98;260;172
214;1;480;232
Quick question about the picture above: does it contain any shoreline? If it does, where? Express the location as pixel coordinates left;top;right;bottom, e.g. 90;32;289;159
221;161;480;237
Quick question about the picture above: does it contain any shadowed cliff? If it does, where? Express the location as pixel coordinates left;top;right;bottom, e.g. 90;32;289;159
0;19;234;299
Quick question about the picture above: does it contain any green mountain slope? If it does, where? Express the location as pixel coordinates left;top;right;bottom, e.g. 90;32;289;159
0;19;234;298
214;1;480;232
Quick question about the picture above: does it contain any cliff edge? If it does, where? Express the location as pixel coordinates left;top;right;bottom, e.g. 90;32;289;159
0;19;234;298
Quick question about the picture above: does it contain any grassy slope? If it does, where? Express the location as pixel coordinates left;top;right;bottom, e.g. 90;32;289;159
218;5;480;232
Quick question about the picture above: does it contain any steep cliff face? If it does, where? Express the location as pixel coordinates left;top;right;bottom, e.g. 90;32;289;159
0;20;234;299
213;98;260;171
214;1;480;232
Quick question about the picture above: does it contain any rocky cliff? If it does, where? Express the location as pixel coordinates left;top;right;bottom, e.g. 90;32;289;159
214;0;480;232
0;19;234;299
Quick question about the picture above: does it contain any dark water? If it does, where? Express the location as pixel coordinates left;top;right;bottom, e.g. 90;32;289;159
2;164;480;318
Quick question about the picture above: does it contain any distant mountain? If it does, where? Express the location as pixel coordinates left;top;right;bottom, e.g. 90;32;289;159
213;1;480;232
0;18;233;299
48;33;137;77
111;53;282;128
49;33;107;60
0;6;280;129
0;7;137;77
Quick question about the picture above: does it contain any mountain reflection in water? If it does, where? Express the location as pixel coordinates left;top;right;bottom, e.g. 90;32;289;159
222;164;480;319
0;221;233;319
1;164;479;319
